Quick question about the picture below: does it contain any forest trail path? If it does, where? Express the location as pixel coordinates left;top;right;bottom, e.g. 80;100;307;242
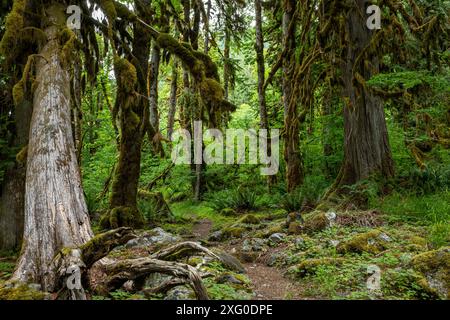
244;262;305;300
192;216;306;300
192;218;213;240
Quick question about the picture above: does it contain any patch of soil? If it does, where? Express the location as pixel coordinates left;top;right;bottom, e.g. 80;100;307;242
245;263;304;300
192;219;213;240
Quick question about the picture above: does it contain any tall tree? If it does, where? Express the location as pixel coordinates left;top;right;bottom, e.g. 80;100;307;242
254;0;276;186
282;0;304;192
11;3;93;290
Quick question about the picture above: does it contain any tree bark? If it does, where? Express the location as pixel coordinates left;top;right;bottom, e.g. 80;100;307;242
12;4;93;291
105;0;152;229
167;62;178;141
282;0;304;192
148;43;161;133
255;0;276;187
336;0;394;187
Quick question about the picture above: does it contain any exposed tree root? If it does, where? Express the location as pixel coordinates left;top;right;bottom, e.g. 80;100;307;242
104;258;209;299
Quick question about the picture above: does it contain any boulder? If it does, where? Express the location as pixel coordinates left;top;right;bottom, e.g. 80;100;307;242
337;230;391;254
268;233;286;244
411;247;450;299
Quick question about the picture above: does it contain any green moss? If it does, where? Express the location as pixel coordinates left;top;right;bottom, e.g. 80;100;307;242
411;247;449;284
0;282;47;300
222;226;245;239
156;34;198;72
0;0;26;59
288;222;302;235
337;230;390;254
192;51;220;80
237;214;260;225
293;258;345;277
200;78;224;102
114;57;137;94
114;1;137;21
15;145;27;164
98;0;117;21
100;206;144;230
304;212;330;234
12;54;35;107
12;80;25;107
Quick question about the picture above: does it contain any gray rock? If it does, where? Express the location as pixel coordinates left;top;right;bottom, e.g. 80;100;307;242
242;238;266;252
268;233;286;243
208;230;224;242
325;210;337;226
212;249;246;273
216;273;244;285
378;233;392;242
164;286;195;300
144;272;172;289
125;237;152;248
145;227;180;245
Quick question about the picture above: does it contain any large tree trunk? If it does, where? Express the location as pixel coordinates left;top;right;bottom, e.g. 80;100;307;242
12;4;93;291
336;0;394;187
255;0;276;187
282;0;303;192
104;0;151;229
148;43;161;133
167;62;178;141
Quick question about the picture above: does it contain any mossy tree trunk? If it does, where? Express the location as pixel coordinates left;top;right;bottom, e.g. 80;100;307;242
105;0;152;229
167;62;178;141
255;0;276;187
282;0;304;192
149;42;161;133
335;0;395;188
12;4;93;291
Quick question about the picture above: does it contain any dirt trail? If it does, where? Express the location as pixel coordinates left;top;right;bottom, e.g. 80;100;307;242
245;263;304;300
193;217;304;300
192;218;213;240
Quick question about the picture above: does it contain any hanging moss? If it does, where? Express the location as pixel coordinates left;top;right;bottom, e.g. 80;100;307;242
60;28;80;67
0;0;26;59
200;78;224;103
114;1;137;22
15;145;27;164
12;54;35;107
98;0;117;22
114;57;137;94
192;51;220;81
156;33;199;74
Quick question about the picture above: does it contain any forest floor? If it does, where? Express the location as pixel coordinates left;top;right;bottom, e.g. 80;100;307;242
0;199;448;300
191;217;303;299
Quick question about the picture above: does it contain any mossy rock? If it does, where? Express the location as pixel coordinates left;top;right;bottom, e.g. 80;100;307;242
303;212;330;234
293;258;345;277
337;230;390;255
222;227;245;239
410;247;450;299
237;214;260;225
288;222;303;235
100;206;145;230
0;282;48;300
211;249;246;273
220;208;237;216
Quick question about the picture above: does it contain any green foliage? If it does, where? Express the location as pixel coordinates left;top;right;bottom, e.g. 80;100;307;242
207;187;259;212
